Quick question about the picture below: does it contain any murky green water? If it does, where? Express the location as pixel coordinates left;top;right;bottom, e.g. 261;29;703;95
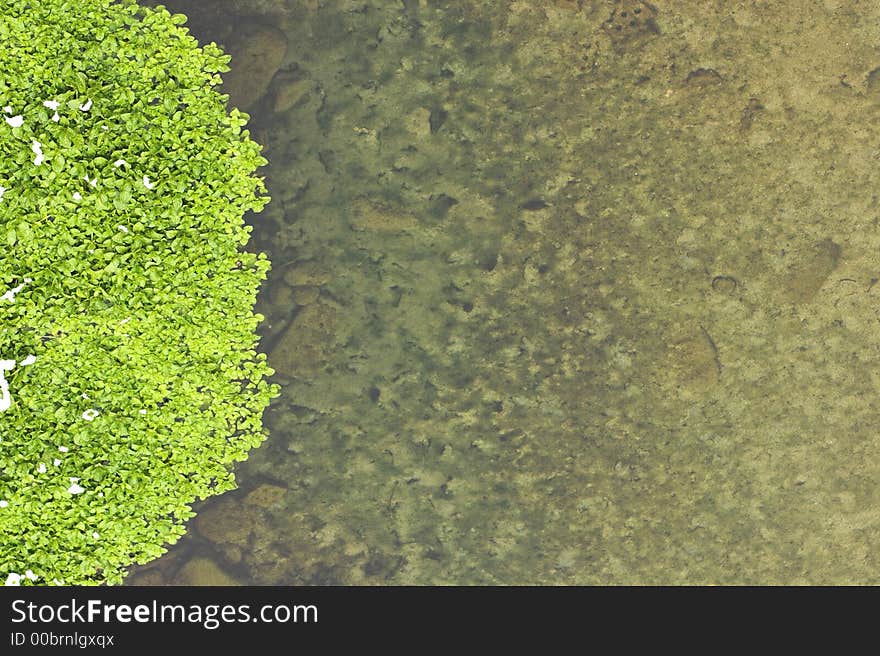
127;0;880;585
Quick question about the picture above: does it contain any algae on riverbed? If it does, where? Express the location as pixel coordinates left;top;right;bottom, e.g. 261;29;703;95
130;0;880;585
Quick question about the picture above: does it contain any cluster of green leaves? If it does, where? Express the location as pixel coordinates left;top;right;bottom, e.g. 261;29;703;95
0;0;278;584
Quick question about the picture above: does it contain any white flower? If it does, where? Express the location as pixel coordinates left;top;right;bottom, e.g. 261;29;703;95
118;225;129;233
67;483;85;495
20;355;36;366
113;159;127;168
58;446;69;453
31;140;43;165
79;98;92;111
0;500;7;508
0;187;6;200
1;279;28;302
24;570;36;581
84;174;97;188
5;115;23;128
142;175;154;189
0;360;14;413
72;192;82;201
5;573;20;586
53;458;61;466
91;532;99;539
37;463;46;474
82;409;99;421
43;100;61;123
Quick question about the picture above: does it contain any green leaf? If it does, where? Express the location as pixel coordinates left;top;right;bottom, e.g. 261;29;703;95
0;0;274;587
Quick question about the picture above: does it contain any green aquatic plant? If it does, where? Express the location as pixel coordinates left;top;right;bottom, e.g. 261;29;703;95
0;0;278;585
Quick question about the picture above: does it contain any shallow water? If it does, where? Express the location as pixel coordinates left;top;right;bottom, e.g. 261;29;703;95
128;0;880;585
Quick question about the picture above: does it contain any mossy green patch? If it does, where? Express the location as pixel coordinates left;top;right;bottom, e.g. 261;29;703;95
0;0;277;585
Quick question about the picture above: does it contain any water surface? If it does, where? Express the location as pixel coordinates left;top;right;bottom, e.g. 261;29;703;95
129;0;880;585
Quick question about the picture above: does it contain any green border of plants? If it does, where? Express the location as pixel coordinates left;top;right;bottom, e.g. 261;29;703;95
0;0;278;585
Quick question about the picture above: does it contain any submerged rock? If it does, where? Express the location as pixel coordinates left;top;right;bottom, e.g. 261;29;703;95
222;22;288;110
174;558;241;586
194;498;259;545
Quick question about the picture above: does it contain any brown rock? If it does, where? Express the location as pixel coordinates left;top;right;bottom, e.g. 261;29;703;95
194;498;257;545
268;281;294;309
270;302;337;375
350;200;419;233
126;568;166;586
780;239;841;304
603;0;660;51
244;483;287;508
219;544;244;565
174;558;240;586
403;107;432;139
221;23;288;111
271;71;312;113
660;325;721;397
291;285;320;306
283;262;331;287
